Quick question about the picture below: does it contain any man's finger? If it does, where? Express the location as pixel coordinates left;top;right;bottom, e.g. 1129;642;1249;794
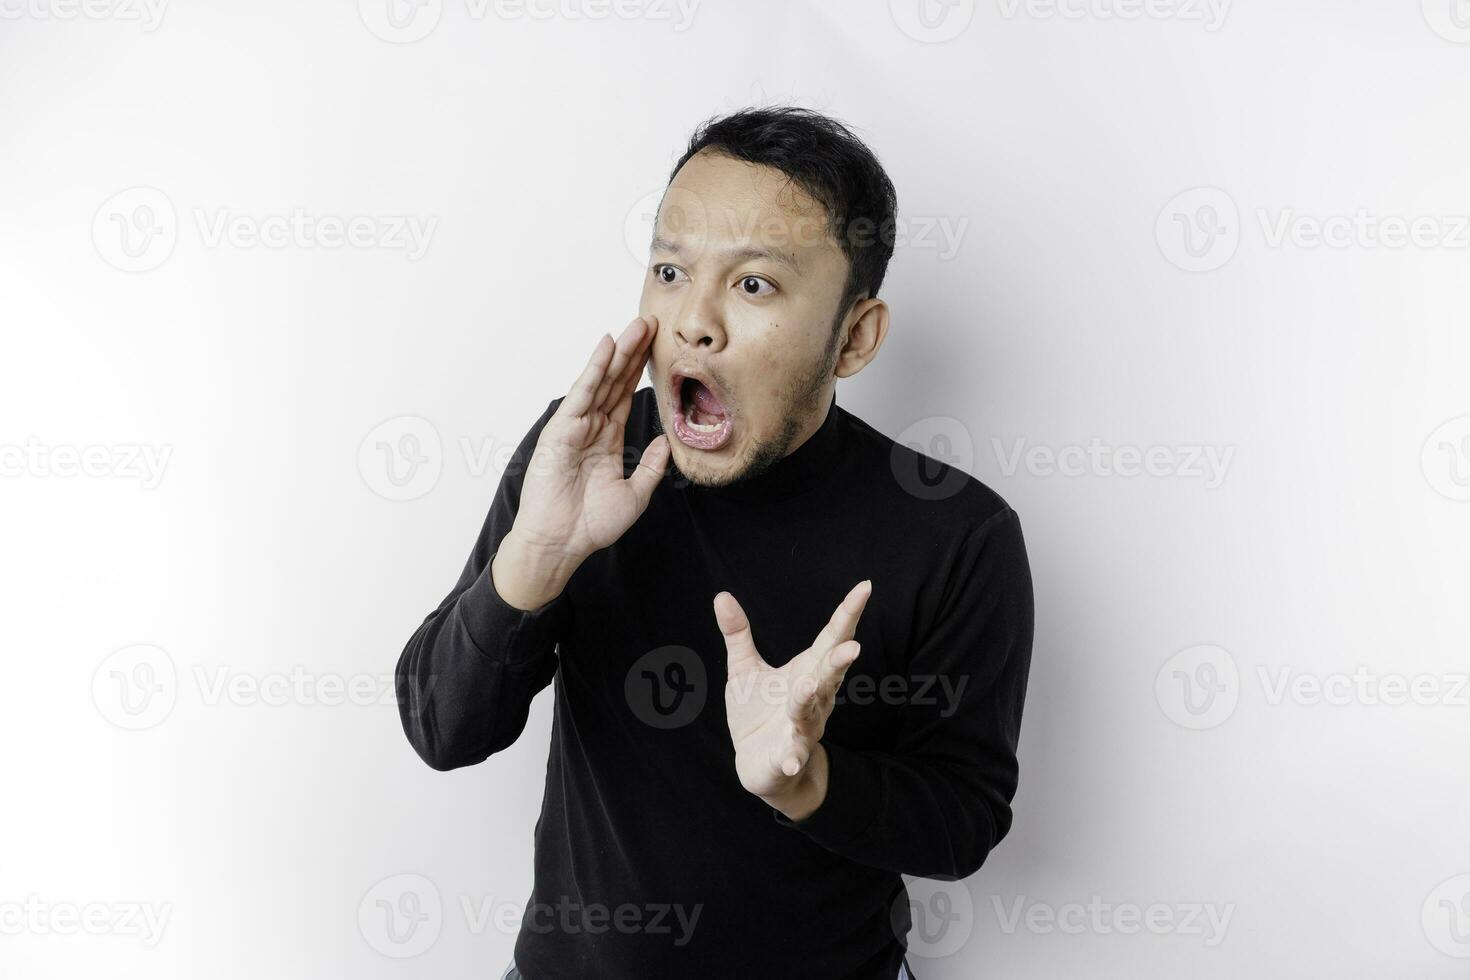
819;639;862;698
593;316;650;412
780;740;809;778
559;332;615;418
714;591;767;675
811;580;873;654
789;639;861;725
626;434;669;511
609;318;656;426
787;673;821;722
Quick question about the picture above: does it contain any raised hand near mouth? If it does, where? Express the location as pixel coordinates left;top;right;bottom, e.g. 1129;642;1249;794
492;316;671;612
714;580;872;821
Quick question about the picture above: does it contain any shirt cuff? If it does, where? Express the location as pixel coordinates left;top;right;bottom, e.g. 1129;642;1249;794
771;741;883;848
454;549;567;666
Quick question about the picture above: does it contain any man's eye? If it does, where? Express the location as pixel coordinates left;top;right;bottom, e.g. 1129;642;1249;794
653;264;687;284
738;275;775;296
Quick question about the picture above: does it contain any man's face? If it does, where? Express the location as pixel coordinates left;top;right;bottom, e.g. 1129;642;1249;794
639;149;852;488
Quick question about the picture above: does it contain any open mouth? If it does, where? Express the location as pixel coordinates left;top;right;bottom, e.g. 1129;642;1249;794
670;371;733;451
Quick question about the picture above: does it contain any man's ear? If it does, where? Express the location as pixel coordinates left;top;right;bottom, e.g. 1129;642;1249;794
834;297;890;379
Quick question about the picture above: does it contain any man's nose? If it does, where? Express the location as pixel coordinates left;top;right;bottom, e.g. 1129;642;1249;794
673;289;727;351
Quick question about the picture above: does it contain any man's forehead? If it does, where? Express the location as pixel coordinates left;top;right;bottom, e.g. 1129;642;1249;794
655;153;842;266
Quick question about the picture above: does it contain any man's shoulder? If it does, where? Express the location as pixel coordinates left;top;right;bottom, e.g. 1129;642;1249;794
837;404;1018;540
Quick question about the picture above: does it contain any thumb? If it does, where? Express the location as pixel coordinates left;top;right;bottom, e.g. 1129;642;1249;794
626;434;670;511
714;591;766;675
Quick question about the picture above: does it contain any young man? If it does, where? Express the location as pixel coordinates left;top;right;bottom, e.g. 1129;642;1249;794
396;108;1034;979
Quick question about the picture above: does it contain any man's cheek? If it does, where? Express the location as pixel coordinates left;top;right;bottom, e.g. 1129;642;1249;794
637;280;665;325
755;336;796;378
642;295;676;337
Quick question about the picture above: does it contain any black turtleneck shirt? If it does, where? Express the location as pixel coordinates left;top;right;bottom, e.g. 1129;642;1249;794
395;387;1034;979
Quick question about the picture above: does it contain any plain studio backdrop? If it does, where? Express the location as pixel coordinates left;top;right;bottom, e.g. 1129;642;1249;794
3;1;1469;977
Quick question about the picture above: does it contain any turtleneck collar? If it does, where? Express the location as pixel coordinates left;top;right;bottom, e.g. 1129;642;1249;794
670;392;845;502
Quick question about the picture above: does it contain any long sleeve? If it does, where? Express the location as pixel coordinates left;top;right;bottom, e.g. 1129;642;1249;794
776;506;1035;879
395;396;571;771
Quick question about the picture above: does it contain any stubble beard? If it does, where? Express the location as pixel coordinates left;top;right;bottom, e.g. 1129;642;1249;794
671;324;843;489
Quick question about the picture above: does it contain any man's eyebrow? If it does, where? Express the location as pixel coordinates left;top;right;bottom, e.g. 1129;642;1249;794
649;236;803;275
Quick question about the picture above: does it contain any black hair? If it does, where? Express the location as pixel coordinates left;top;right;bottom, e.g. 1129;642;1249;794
667;106;898;326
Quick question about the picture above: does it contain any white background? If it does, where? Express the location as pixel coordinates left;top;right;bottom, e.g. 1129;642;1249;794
3;1;1469;977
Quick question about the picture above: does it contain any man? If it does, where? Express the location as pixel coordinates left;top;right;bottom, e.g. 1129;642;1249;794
396;107;1034;979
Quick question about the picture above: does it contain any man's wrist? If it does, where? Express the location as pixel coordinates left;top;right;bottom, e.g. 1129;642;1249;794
491;529;584;612
763;743;830;823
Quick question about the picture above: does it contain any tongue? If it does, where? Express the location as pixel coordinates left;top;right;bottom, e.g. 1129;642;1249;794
690;380;727;419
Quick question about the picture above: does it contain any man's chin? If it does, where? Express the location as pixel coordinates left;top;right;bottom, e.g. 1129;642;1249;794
668;445;744;488
670;433;798;490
